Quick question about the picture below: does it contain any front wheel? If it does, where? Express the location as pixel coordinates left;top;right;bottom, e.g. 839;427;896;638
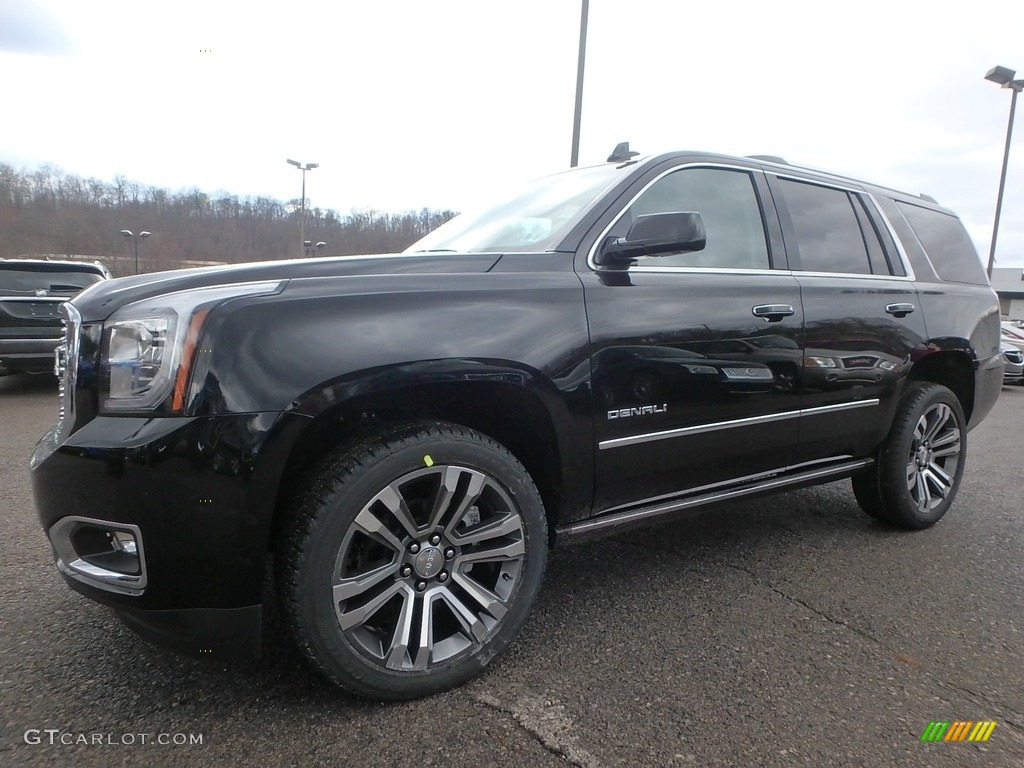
278;421;547;700
852;382;966;529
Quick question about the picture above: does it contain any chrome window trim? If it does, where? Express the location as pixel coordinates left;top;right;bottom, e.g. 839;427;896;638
771;171;866;194
787;269;915;282
598;399;880;451
610;265;788;277
586;162;774;273
585;162;918;282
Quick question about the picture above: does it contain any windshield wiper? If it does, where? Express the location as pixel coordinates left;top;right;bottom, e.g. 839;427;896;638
414;249;460;253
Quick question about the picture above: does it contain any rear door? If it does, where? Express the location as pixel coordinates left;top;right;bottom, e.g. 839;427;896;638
764;174;928;463
581;163;804;514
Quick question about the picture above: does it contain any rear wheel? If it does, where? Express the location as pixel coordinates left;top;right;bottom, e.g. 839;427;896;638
278;421;547;700
852;382;966;529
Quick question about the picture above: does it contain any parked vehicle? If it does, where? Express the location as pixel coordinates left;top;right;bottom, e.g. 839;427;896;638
1002;342;1024;384
0;259;110;376
32;149;1002;700
1001;322;1024;352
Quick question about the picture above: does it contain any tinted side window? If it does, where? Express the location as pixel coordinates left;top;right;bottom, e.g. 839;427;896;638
894;201;987;285
776;179;873;275
626;168;770;269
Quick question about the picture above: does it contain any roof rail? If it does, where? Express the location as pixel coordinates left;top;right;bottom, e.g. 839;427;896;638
747;155;789;165
918;193;938;204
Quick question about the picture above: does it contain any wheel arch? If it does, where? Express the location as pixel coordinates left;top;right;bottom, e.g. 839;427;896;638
907;343;975;422
267;360;576;551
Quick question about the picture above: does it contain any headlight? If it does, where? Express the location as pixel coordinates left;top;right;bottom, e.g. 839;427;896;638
102;280;284;413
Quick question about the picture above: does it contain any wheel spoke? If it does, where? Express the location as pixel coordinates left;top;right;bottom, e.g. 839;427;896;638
931;427;961;454
917;417;933;442
439;587;488;642
456;537;525;566
914;470;932;510
452;571;508;620
337;580;405;631
376;484;420;538
333;560;400;602
922;405;951;443
430;467;486;533
924;464;952;496
413;594;435;670
384;589;416;670
449;513;522;546
353;508;404;553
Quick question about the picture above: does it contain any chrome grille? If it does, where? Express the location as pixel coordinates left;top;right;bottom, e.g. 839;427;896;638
1005;349;1023;365
54;303;82;443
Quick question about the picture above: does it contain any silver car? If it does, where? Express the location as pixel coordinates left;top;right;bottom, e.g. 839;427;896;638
1003;342;1024;384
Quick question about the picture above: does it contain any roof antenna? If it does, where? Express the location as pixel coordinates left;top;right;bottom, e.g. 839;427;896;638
607;141;639;163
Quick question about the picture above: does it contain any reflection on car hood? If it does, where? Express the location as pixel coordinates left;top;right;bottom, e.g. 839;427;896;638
71;252;502;322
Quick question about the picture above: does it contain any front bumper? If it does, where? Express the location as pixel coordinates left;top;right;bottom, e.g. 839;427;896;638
32;410;310;658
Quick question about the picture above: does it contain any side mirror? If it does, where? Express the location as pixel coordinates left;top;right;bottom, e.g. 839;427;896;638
596;211;706;266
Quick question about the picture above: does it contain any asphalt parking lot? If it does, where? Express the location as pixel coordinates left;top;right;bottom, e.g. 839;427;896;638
1;374;1022;768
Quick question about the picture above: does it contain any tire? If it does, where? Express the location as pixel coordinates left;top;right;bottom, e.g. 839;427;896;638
278;421;547;700
851;382;966;529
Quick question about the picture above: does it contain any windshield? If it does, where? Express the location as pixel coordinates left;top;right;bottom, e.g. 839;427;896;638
0;267;105;293
405;163;633;254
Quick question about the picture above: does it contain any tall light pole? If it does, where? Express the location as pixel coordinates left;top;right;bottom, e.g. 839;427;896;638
569;0;589;167
287;159;318;258
984;65;1024;279
119;229;151;275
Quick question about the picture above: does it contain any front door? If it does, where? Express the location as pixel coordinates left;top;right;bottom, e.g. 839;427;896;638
581;164;805;514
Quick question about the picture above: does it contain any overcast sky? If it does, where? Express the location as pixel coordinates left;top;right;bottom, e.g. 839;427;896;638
2;0;1023;267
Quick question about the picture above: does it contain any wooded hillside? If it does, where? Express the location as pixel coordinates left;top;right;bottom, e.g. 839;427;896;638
0;164;457;275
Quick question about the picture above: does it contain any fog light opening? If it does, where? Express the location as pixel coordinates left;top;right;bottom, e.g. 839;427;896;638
49;516;147;595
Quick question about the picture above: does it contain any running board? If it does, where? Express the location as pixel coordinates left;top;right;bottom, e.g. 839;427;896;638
557;458;874;543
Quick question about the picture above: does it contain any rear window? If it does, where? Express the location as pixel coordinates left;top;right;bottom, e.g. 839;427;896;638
776;178;878;275
894;202;987;285
0;267;104;293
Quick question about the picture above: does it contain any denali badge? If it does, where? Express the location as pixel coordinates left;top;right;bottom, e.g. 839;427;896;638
607;404;668;420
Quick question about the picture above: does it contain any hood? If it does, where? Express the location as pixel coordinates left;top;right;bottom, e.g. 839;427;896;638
72;251;502;322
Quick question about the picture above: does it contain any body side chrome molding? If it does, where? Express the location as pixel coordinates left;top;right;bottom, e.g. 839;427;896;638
599;399;879;451
560;458;873;540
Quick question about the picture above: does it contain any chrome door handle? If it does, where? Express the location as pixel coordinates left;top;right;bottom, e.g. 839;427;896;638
752;304;796;322
885;303;915;318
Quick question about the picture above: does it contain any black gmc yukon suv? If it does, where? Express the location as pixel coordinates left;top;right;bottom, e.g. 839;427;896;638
31;151;1002;700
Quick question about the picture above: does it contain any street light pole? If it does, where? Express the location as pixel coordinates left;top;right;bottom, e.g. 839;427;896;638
570;0;589;167
287;159;319;258
119;229;151;275
984;65;1024;279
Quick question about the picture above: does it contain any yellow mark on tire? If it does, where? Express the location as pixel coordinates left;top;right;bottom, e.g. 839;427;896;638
424;455;434;467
